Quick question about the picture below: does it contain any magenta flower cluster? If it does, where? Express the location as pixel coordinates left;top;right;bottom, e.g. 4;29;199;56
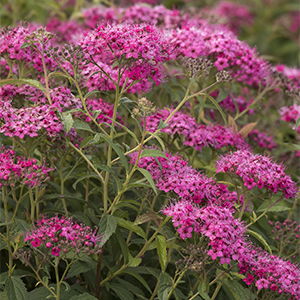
130;149;240;208
279;104;300;134
144;108;248;151
163;201;300;298
0;101;63;139
215;149;297;198
0;148;50;188
248;129;278;151
24;215;102;257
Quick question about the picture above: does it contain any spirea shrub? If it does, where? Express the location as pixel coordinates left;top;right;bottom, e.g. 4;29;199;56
0;0;299;300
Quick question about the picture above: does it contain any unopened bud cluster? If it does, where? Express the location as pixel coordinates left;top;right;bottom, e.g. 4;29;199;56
132;97;156;118
25;28;54;45
181;57;214;78
176;244;208;272
216;70;233;82
268;220;300;246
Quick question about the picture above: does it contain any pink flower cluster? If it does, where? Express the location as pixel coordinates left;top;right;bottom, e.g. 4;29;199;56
163;200;300;298
215;149;297;198
0;24;57;73
144;108;248;151
210;1;253;34
279;104;300;134
248;129;278;151
0;148;50;188
130;149;240;208
80;23;172;82
24;215;102;257
0;101;63;139
276;64;300;89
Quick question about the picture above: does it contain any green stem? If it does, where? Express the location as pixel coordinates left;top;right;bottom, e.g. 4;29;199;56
166;269;187;300
59;156;68;217
211;282;222;300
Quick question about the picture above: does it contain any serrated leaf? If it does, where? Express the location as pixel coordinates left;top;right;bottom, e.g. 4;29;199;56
66;256;96;278
97;214;118;248
158;272;173;300
62;112;74;134
93;110;102;120
141;149;167;160
6;277;28;300
0;79;46;94
115;228;129;264
110;283;134;300
99;133;129;173
117;218;146;240
73;120;95;133
15;218;30;232
70;293;98;300
136;168;157;195
247;230;272;254
128;254;142;267
123;271;152;293
257;198;291;213
134;212;162;225
80;136;94;149
239;122;257;138
156;235;167;272
158;119;169;130
222;279;248;300
116;278;144;297
145;131;166;152
198;280;211;300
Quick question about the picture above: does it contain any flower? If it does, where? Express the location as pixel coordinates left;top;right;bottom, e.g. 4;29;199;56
24;215;102;257
216;149;298;198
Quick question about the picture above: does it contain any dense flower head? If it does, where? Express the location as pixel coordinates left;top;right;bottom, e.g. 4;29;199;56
215;149;298;198
130;149;241;208
80;23;173;83
279;104;300;134
0;24;57;73
0;148;50;188
24;215;102;257
0;101;63;139
144;108;248;151
275;64;300;89
210;1;253;34
168;25;270;87
248;129;278;151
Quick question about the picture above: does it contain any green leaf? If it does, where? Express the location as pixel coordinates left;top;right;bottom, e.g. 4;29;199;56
128;254;142;267
93;110;102;120
158;272;173;300
145;131;166;152
0;79;46;94
70;293;98;300
115;228;129;264
67;256;97;278
79;136;95;149
14;218;30;232
222;279;248;300
198;280;211;300
117;218;146;240
20;42;31;49
62;112;74;134
123;271;152;293
116;278;144;297
134;212;162;225
73;120;95;133
158;119;169;130
247;230;272;254
141;149;167;160
295;117;300;129
84;90;103;99
203;94;227;126
98;214;118;248
6;277;28;300
72;174;103;190
110;283;134;300
98;133;129;173
216;88;229;103
156;235;167;272
136;168;157;195
257;198;291;213
119;97;135;104
48;72;73;81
